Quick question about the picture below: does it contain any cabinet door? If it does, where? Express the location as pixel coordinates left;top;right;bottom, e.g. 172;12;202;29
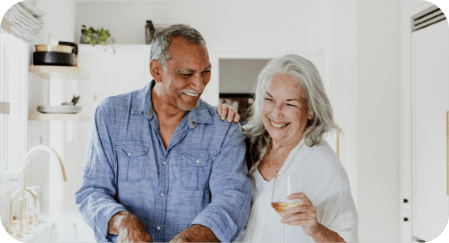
412;20;449;241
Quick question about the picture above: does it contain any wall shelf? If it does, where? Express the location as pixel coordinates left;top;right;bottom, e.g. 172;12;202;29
28;113;91;122
29;65;89;80
0;101;10;115
1;18;11;34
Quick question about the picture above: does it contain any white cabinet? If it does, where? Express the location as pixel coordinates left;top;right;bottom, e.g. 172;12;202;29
0;18;11;115
400;207;412;242
411;20;449;241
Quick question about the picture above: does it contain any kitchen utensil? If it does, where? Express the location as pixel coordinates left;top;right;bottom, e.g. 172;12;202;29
58;41;78;55
34;45;73;53
33;52;74;66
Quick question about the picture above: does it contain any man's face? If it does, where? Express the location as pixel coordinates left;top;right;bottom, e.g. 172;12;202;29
159;36;212;112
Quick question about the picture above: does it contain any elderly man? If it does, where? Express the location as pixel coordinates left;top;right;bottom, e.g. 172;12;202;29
75;24;251;243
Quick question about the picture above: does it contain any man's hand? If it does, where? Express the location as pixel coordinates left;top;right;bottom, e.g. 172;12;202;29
108;211;153;243
216;103;240;123
170;224;219;243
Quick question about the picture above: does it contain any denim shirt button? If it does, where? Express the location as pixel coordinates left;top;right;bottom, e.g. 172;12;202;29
127;153;131;156
177;134;180;138
160;193;165;196
162;161;166;165
157;226;161;230
196;160;200;164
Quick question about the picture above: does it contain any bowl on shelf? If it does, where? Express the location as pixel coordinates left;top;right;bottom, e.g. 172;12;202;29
34;45;74;53
37;105;82;114
33;52;75;66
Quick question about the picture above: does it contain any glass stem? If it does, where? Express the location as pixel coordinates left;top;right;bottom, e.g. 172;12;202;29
284;223;287;243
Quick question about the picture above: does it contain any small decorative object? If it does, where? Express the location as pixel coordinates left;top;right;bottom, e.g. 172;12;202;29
62;95;80;106
38;95;83;114
145;20;155;44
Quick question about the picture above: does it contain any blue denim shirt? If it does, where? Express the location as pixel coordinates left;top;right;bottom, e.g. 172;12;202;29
75;81;251;242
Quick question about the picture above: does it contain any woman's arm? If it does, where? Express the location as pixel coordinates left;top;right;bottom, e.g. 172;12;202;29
311;223;345;242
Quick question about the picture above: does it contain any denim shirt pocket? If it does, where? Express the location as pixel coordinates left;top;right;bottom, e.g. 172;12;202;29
180;149;217;191
115;144;149;182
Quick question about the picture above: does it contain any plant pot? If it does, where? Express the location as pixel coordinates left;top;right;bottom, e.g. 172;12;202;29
80;31;99;44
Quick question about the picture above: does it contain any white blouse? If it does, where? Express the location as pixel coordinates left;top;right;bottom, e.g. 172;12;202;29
237;139;359;243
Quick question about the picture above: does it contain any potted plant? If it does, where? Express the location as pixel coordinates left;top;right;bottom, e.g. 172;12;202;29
80;25;98;44
80;25;116;53
97;28;115;46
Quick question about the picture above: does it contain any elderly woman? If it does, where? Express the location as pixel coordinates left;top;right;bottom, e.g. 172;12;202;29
218;54;358;242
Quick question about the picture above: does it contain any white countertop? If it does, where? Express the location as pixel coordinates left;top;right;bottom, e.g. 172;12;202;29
6;201;96;242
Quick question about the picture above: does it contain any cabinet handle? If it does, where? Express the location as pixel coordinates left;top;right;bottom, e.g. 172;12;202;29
403;199;408;203
404;217;409;222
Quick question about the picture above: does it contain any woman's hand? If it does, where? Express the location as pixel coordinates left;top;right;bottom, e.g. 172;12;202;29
280;192;318;237
280;193;346;242
216;103;240;122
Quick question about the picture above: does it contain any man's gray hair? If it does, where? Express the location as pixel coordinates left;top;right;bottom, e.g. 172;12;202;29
150;24;206;69
244;54;341;158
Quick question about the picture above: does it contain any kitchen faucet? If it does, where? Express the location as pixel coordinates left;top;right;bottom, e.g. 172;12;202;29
6;145;67;239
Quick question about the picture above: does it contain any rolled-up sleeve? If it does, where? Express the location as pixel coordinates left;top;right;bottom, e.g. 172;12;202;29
75;101;127;242
191;123;252;242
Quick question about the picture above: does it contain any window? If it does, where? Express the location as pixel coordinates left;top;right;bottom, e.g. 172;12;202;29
0;33;28;182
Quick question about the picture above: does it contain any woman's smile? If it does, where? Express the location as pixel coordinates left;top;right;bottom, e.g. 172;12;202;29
269;119;290;129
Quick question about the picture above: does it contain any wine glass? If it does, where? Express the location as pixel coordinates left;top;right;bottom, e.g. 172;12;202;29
271;174;302;243
50;222;78;243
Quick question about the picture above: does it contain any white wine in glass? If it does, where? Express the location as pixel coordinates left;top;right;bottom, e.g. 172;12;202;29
271;174;302;243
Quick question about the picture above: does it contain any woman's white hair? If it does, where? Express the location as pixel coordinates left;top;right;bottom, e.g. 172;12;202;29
243;54;340;163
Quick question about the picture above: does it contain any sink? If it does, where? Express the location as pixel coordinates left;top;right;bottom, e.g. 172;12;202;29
8;221;96;243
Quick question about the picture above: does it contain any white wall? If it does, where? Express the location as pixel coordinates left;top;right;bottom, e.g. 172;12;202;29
75;1;315;105
356;0;400;242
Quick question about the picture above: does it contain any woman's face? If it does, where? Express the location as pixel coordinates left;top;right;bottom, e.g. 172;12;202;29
261;73;311;146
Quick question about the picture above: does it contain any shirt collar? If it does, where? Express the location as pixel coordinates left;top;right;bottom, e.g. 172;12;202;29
131;80;154;119
131;80;214;126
